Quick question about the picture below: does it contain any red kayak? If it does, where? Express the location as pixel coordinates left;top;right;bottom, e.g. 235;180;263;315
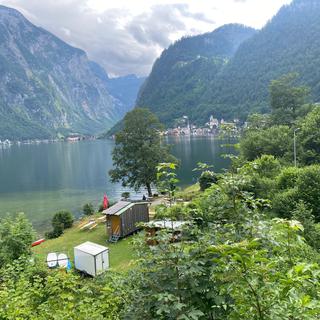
32;238;45;247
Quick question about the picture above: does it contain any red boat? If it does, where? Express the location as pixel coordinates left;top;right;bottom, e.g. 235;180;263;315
32;238;45;247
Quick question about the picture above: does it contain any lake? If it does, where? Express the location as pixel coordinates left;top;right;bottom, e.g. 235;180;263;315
0;137;233;230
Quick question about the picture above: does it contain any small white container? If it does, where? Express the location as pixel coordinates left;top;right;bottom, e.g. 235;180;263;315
74;241;109;277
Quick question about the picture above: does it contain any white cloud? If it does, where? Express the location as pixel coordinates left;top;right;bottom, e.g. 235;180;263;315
0;0;292;76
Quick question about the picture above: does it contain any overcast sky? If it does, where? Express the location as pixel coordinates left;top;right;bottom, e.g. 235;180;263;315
0;0;292;77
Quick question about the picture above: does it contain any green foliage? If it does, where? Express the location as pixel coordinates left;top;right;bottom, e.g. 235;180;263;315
272;188;299;219
192;162;218;191
272;165;320;221
46;210;74;239
245;113;271;131
292;201;320;250
300;106;320;164
0;213;35;267
295;165;320;221
240;125;292;161
109;108;174;197
0;259;124;319
198;171;218;191
156;162;180;202
240;155;281;199
83;203;95;216
121;192;130;200
270;73;310;125
276;166;301;190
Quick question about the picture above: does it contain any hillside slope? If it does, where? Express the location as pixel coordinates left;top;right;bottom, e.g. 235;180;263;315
137;0;320;126
136;24;256;126
0;5;139;140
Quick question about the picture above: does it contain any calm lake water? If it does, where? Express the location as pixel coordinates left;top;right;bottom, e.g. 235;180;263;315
0;137;232;230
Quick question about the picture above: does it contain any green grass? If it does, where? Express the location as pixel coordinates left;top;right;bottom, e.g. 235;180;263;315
32;215;137;272
176;183;201;201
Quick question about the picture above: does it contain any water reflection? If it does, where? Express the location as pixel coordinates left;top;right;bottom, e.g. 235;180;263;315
0;137;235;228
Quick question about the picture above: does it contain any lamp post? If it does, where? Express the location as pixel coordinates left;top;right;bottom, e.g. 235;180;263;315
294;128;300;167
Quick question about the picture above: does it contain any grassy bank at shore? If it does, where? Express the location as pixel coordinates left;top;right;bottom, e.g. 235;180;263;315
32;183;201;272
32;214;136;272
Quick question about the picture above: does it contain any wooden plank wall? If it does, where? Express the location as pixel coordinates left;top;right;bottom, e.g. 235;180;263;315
120;203;149;237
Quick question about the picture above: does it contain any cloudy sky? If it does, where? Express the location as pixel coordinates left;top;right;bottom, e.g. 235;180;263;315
0;0;292;77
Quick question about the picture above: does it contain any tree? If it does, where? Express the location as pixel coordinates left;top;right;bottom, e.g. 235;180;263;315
300;106;320;164
46;211;74;239
0;213;35;267
83;203;94;216
270;73;310;125
109;108;174;197
240;125;292;161
156;162;179;204
193;162;218;191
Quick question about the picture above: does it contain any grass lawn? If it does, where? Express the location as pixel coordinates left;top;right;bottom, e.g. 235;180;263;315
32;215;137;272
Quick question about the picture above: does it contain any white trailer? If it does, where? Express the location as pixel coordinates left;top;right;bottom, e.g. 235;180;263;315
74;241;109;277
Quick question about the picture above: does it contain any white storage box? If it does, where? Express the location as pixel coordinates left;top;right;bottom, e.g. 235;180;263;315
74;241;109;277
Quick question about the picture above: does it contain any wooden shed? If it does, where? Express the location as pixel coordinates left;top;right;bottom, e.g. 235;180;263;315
103;201;149;241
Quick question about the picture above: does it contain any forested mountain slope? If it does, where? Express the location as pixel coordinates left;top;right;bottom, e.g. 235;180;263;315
136;24;256;126
137;0;320;126
0;6;141;140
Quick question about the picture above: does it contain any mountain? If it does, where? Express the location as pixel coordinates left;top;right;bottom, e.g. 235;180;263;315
106;74;146;112
88;62;145;117
136;24;257;126
137;0;320;126
0;6;141;140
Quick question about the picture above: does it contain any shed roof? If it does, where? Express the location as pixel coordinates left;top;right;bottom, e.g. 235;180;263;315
103;201;131;215
103;200;150;216
74;241;108;255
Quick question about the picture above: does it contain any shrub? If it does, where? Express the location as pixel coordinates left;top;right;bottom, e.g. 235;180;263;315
46;211;74;239
0;213;35;267
272;188;298;218
52;211;74;229
292;201;320;250
83;203;94;216
45;224;64;239
199;171;218;191
277;167;300;190
121;192;130;200
295;165;320;221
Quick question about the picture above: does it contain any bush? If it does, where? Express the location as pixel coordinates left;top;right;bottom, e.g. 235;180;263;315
0;213;35;267
295;165;320;221
83;203;94;216
52;211;74;229
292;201;320;250
46;211;74;239
272;188;298;218
45;224;64;239
199;171;218;191
277;167;300;190
121;192;130;200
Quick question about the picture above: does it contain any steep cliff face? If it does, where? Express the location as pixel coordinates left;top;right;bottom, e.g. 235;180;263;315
0;5;129;140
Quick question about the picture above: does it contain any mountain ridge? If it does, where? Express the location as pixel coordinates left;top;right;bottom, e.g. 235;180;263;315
136;0;320;126
0;5;142;140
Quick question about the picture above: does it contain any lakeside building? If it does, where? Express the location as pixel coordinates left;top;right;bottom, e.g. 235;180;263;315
162;115;241;137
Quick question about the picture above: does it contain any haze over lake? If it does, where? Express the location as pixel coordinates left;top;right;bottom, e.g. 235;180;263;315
0;137;232;230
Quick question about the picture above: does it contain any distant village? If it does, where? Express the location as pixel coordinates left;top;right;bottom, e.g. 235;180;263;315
0;115;244;147
0;136;93;148
161;115;242;136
